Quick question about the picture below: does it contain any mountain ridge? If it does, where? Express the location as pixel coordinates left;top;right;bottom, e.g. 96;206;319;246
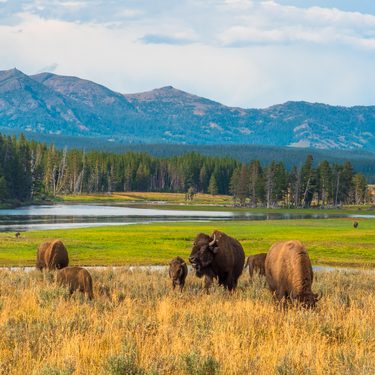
1;68;375;150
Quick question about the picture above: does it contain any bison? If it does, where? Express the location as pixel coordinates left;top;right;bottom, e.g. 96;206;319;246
354;221;358;228
189;230;245;291
169;256;188;292
244;253;267;280
36;239;69;271
15;232;20;238
265;240;322;309
57;267;93;300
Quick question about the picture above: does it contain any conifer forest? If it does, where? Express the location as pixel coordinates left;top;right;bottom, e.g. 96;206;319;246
0;133;370;208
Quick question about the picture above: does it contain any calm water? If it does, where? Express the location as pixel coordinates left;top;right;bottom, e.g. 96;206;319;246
1;203;374;233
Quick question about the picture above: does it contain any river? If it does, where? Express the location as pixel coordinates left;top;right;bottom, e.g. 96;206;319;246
0;202;373;233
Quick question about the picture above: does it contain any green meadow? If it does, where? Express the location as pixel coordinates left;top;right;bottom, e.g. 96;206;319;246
1;217;375;268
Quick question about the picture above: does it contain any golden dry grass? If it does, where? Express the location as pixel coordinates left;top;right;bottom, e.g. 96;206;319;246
0;267;374;374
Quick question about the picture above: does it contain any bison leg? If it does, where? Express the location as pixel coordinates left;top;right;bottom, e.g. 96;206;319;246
249;264;253;280
275;289;288;311
179;281;184;293
172;280;176;290
204;275;213;293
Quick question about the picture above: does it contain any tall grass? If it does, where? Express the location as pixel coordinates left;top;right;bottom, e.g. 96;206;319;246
0;267;374;374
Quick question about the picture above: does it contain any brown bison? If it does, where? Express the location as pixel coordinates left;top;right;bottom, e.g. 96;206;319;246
36;239;69;271
169;256;188;292
354;221;358;228
265;240;322;309
189;230;245;291
57;267;93;300
244;253;267;279
15;232;20;238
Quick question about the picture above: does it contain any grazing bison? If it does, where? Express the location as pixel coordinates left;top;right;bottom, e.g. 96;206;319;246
57;267;93;300
265;240;322;309
15;232;20;238
36;239;69;271
354;221;358;228
244;253;267;280
189;230;245;291
169;256;188;292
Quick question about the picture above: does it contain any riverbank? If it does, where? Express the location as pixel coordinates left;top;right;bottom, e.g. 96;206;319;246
53;192;375;215
1;218;375;268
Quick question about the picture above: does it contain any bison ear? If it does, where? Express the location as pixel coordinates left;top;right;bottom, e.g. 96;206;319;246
212;247;219;254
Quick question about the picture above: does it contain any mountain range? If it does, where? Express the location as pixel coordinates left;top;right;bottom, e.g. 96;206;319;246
1;68;375;151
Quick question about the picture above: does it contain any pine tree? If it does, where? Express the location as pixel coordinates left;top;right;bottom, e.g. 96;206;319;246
0;177;7;201
229;168;240;206
208;174;218;197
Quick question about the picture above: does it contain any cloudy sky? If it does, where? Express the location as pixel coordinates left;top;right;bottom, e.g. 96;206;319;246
1;0;375;108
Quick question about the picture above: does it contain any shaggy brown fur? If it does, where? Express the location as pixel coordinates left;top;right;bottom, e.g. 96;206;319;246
57;267;93;300
244;253;267;279
15;232;20;238
265;240;322;309
169;256;188;292
36;240;69;271
189;230;245;291
354;221;358;228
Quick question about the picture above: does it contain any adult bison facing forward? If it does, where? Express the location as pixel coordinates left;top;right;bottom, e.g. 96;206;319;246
265;240;322;309
36;239;69;271
57;267;93;300
189;230;245;291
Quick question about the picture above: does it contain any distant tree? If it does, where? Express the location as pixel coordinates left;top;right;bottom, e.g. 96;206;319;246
208;174;218;197
229;168;240;206
0;177;7;201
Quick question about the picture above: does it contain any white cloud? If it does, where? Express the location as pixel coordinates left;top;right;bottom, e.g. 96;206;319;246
1;1;375;109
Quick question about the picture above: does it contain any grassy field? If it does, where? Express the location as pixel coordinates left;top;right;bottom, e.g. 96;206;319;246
1;267;375;374
2;218;375;268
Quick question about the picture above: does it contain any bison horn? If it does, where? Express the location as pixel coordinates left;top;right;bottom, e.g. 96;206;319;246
181;261;186;265
209;235;217;247
315;290;323;301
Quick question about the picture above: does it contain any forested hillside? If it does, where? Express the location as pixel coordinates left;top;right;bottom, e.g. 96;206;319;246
2;68;375;151
2;128;375;183
1;133;369;208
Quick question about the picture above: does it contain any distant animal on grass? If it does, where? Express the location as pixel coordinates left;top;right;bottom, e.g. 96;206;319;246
57;267;93;300
244;253;267;280
354;221;358;228
168;256;188;292
189;230;245;291
36;239;69;271
15;232;20;238
265;240;322;309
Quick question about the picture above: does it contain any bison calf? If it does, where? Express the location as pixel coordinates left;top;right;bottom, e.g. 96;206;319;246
36;239;69;271
244;253;267;280
57;267;93;300
169;256;188;292
354;221;358;228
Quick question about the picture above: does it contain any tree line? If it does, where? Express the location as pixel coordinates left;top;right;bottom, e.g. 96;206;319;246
0;133;370;207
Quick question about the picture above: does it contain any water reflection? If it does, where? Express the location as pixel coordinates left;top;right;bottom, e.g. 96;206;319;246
0;203;374;233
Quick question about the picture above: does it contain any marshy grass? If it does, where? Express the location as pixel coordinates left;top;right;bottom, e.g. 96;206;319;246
0;267;375;374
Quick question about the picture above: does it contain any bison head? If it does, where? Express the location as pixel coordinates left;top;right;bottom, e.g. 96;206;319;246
169;261;185;284
290;290;323;309
189;234;219;275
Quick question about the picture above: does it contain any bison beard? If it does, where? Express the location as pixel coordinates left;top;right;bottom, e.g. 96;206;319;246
265;240;322;309
189;230;245;291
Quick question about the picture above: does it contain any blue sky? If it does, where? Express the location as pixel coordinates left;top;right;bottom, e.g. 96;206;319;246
1;0;375;108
